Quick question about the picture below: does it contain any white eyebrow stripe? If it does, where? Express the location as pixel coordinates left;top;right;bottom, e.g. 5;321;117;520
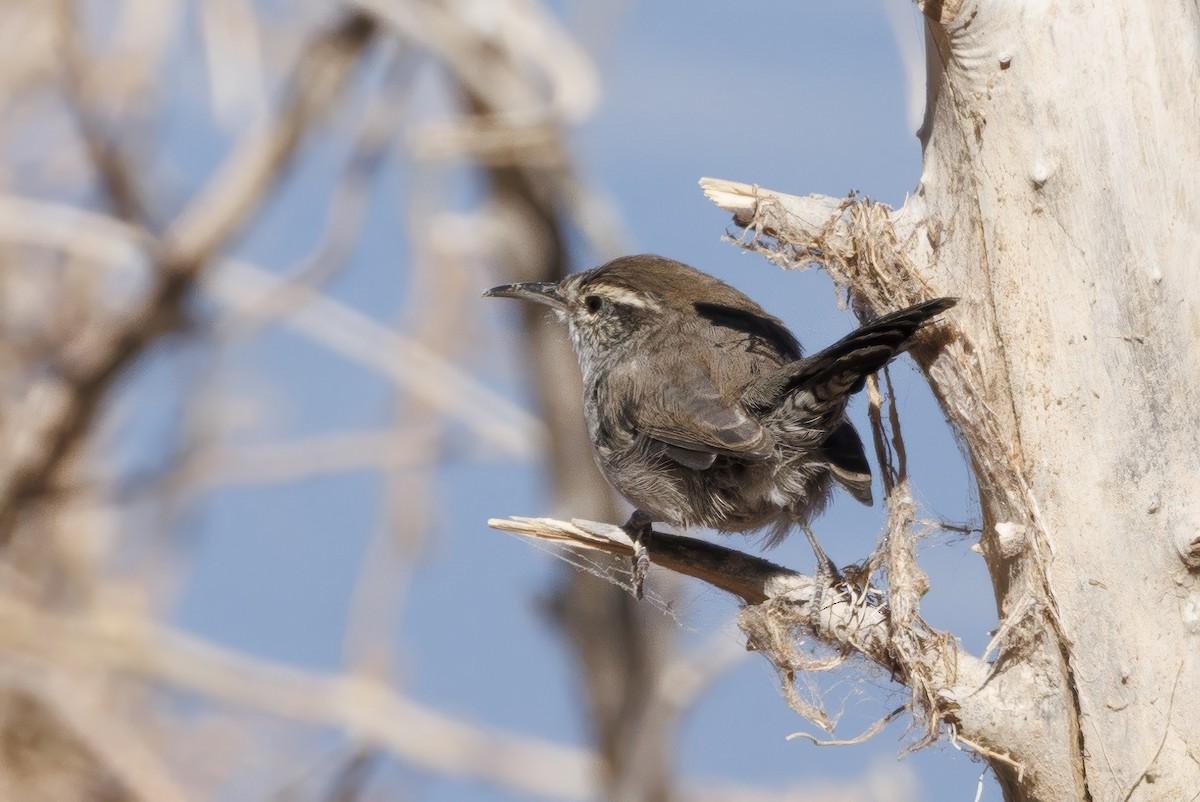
598;287;663;311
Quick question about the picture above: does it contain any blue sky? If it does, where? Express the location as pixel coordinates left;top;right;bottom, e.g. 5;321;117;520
146;1;1003;799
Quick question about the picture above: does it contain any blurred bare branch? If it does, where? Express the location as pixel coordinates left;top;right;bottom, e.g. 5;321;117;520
0;195;544;457
0;664;191;802
0;597;601;800
0;11;379;545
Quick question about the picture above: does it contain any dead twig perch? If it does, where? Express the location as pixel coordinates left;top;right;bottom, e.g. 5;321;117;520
489;516;954;671
487;514;1001;751
489;516;801;605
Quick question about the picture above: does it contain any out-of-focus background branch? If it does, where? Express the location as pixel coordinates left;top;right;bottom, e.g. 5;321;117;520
0;1;990;800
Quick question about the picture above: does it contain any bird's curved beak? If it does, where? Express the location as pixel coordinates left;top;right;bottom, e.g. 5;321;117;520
482;281;566;310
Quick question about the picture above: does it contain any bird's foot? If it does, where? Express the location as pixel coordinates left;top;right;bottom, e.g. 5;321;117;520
622;510;653;600
803;526;841;630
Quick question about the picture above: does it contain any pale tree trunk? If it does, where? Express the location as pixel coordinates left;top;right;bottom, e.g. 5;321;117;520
920;3;1200;799
696;2;1200;801
917;3;1200;799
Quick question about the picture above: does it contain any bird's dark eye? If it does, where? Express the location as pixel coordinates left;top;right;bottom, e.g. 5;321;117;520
584;294;605;314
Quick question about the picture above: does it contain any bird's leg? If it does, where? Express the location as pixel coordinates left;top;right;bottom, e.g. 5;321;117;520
621;510;653;600
802;525;840;628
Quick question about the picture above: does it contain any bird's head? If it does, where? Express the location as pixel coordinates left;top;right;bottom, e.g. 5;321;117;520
483;256;688;368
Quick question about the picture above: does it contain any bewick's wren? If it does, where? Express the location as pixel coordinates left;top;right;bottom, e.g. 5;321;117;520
486;255;954;589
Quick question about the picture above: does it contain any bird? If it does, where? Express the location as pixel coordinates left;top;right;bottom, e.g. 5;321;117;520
485;254;955;595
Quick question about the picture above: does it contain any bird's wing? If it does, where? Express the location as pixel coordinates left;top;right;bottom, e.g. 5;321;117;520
627;360;774;470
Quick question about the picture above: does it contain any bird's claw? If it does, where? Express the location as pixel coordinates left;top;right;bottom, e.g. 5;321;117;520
803;526;842;630
623;510;653;600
